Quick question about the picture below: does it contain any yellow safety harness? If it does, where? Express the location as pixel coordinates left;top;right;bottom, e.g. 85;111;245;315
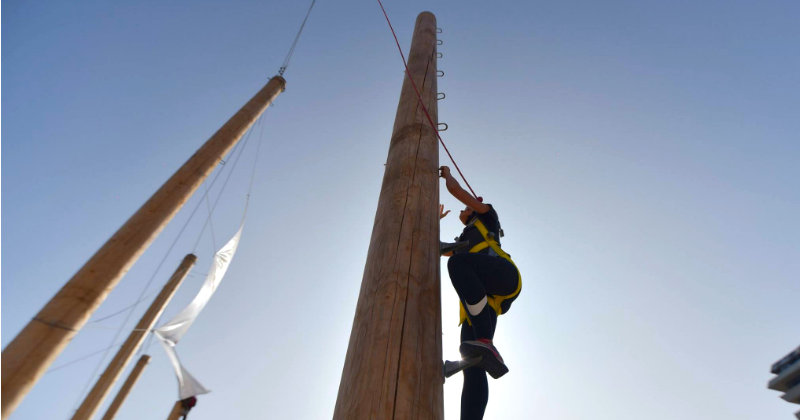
459;219;522;325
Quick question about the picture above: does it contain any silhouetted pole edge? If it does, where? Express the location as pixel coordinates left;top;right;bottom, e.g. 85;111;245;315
1;76;286;420
333;12;443;420
72;254;197;420
100;355;152;420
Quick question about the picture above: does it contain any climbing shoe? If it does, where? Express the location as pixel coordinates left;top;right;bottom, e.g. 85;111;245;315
459;339;509;379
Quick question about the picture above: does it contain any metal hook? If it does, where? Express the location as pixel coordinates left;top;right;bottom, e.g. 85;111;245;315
438;123;448;131
436;53;443;58
437;92;446;100
436;28;442;33
437;70;444;77
437;40;443;45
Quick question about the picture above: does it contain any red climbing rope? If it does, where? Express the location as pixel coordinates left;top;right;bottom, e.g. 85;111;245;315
376;0;478;199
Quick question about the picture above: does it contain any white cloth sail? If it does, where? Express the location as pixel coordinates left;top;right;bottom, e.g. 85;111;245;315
154;222;244;399
158;337;211;400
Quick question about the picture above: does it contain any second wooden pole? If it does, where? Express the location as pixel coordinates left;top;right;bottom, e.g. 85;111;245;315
72;254;197;420
165;401;183;420
100;355;151;420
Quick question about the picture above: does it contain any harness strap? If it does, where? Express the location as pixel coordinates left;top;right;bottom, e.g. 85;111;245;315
459;219;522;325
469;241;490;253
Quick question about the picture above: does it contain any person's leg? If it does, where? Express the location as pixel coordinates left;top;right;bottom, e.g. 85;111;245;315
449;253;517;378
460;320;491;420
471;253;519;298
448;253;518;340
448;253;492;340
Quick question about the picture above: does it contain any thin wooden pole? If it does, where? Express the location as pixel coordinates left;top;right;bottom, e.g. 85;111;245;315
100;355;151;420
165;401;183;420
1;76;286;420
72;254;197;420
333;12;442;420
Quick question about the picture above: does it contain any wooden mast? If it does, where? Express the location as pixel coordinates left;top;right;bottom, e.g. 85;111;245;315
333;12;443;420
71;254;197;420
1;76;286;420
100;355;152;420
165;401;184;420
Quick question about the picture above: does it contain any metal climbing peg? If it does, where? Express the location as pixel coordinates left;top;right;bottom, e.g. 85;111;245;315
443;356;482;382
437;52;443;58
437;70;444;77
438;123;448;131
437;93;445;100
437;39;443;45
440;240;468;256
436;28;443;33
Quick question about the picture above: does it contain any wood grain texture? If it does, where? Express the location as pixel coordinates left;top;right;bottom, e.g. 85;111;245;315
100;355;151;420
72;254;196;420
1;77;286;420
333;12;443;420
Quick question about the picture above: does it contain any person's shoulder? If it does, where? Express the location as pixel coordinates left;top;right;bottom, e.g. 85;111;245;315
483;203;499;219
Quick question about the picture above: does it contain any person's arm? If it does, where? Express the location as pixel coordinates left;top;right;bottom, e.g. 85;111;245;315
440;166;490;214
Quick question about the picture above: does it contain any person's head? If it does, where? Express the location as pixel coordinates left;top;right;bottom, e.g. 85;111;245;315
458;196;484;225
459;206;475;225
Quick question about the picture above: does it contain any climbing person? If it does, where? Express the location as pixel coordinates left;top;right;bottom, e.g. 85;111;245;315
439;165;522;420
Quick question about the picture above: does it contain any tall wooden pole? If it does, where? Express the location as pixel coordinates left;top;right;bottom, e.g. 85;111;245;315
100;355;151;420
1;76;286;419
71;254;197;420
165;401;183;420
333;12;442;420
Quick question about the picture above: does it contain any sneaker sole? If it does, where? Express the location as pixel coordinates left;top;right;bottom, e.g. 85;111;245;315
459;342;509;379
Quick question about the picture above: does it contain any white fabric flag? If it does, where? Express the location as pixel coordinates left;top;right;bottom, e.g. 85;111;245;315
155;223;244;399
158;338;211;399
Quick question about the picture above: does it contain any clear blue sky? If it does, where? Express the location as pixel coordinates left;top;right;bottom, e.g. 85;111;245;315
2;0;799;419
